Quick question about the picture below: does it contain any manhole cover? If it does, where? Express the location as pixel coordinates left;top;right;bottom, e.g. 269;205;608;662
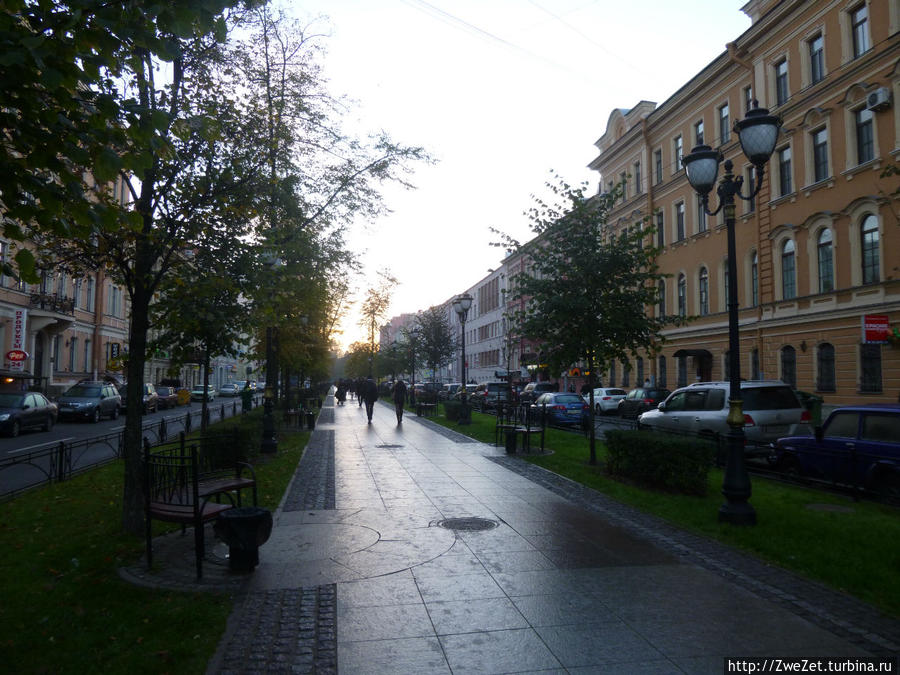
375;444;404;449
437;517;499;532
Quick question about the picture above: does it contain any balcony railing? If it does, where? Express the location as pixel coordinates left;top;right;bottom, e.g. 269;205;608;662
29;292;75;315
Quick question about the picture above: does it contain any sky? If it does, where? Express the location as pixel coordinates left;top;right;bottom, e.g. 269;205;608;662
288;0;753;350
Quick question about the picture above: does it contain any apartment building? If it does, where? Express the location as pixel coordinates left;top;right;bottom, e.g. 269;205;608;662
588;0;900;405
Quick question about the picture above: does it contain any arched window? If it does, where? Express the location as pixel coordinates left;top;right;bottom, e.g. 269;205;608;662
622;360;631;387
861;215;879;284
658;355;667;387
751;251;759;307
816;343;835;392
817;229;833;293
781;239;796;299
658;279;666;317
677;274;687;316
781;345;797;387
698;267;709;315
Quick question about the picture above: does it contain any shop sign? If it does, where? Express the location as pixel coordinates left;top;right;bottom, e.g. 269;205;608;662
9;309;26;371
6;349;28;362
862;314;890;344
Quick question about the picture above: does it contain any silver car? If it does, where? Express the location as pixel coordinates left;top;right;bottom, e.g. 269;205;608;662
638;380;810;456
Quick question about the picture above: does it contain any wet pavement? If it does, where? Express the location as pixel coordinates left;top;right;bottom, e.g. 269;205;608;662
123;394;900;674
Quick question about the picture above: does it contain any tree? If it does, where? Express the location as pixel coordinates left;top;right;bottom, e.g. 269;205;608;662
358;270;398;375
415;306;456;384
497;175;682;465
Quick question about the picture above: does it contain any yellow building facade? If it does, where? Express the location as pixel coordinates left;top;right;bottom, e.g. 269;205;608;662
589;0;900;405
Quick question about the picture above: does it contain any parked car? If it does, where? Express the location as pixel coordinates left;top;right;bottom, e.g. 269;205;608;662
585;387;627;415
190;384;216;402
638;380;810;456
772;404;900;496
617;387;671;419
155;385;179;409
520;381;558;404
440;383;462;400
452;384;478;400
471;381;510;410
0;391;58;437
118;382;159;414
531;392;590;426
218;383;240;397
57;381;121;423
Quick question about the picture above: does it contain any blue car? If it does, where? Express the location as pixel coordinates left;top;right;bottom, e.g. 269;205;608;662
773;403;900;497
531;392;590;426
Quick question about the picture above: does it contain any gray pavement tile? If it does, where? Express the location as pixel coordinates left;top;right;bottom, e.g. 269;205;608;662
411;550;488;580
426;596;530;635
491;569;582;597
338;636;451;675
510;592;616;627
337;570;423;607
535;621;665;668
337;601;433;642
568;660;687;674
415;571;507;603
439;628;563;674
475;549;558;574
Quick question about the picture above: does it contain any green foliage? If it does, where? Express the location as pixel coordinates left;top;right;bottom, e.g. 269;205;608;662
443;400;461;421
415;306;457;378
605;429;714;495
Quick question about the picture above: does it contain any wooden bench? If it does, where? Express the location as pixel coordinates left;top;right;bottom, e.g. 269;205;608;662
416;403;438;417
143;431;257;580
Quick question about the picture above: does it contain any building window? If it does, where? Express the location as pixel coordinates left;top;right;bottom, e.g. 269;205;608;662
74;279;83;308
622;361;631;387
718;103;730;144
658;355;667;388
636;357;644;384
656;211;664;248
777;146;792;196
743;85;753;113
860;343;881;393
677;273;687;317
654;149;662;185
676;202;685;241
633;162;642;194
609;361;616;387
674;135;683;171
781;239;796;300
751;251;759;307
812;128;829;182
809;34;824;83
781;346;797;387
855;107;874;164
774;59;789;106
817;343;836;392
745;168;756;213
751;348;760;380
658;279;666;317
861;214;879;284
84;339;92;374
68;337;77;371
817;229;834;293
694;120;704;146
698;267;709;316
85;277;95;312
677;356;687;387
620;171;627;201
56;271;67;298
851;4;870;58
697;195;707;233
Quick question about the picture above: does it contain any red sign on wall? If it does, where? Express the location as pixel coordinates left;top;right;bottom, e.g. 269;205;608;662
862;314;890;344
6;349;27;362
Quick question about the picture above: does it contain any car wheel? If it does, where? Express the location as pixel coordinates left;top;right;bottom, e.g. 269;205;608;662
871;470;900;498
43;416;54;432
595;404;602;415
779;454;800;477
91;408;100;424
10;420;20;437
111;406;119;420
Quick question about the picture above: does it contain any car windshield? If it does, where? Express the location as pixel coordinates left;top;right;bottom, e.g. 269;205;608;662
0;393;25;407
555;394;583;403
607;389;626;396
157;387;171;395
743;386;799;410
65;385;100;397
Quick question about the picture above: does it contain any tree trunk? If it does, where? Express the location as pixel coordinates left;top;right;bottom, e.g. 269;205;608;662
587;354;597;465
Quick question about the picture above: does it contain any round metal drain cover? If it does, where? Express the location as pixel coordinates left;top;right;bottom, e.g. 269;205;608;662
375;444;404;448
437;517;498;532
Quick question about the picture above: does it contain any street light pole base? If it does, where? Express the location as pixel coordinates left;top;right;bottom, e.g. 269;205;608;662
718;501;757;525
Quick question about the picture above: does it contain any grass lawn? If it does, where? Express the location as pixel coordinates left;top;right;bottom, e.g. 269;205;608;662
0;411;308;674
426;406;900;618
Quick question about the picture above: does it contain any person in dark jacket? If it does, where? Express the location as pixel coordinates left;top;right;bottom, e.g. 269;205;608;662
363;377;379;424
392;380;407;425
357;377;366;408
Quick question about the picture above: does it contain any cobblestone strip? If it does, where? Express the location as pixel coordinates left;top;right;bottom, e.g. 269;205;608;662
489;455;900;659
214;586;337;675
282;429;335;512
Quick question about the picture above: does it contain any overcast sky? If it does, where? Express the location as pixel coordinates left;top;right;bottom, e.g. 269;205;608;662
289;0;752;349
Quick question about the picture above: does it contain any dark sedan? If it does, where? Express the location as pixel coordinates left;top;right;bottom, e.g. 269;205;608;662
531;392;590;426
617;387;671;419
0;392;58;437
155;385;179;409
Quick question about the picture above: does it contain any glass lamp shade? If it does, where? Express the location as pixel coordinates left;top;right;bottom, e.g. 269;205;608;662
451;299;462;316
458;293;473;313
683;145;721;196
735;105;781;166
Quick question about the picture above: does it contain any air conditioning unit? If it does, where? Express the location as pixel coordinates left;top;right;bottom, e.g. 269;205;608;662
866;87;892;112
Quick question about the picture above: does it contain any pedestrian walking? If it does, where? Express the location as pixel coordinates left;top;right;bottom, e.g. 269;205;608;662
336;381;347;405
357;377;366;408
392;380;407;425
363;376;379;424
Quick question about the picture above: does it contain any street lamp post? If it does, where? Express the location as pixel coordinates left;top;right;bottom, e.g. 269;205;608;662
682;102;780;525
408;326;421;407
452;293;473;424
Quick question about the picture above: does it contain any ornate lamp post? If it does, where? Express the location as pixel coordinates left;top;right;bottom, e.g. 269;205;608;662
682;103;781;525
452;293;473;424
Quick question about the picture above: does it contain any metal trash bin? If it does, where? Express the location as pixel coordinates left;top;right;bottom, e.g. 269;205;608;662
306;410;316;430
505;429;517;454
214;507;273;573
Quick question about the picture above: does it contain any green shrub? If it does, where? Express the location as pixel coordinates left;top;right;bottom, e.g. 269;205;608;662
605;429;714;495
444;400;461;421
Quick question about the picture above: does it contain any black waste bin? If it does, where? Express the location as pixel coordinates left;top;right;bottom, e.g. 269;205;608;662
505;429;517;454
214;507;273;573
306;410;316;430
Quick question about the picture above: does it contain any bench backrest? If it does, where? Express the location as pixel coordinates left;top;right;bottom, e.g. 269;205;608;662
144;440;201;507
